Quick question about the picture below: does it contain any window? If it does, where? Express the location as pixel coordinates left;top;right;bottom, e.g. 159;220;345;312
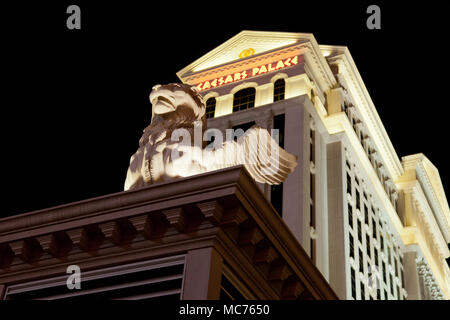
348;204;353;228
366;234;371;257
364;204;369;224
388;246;392;265
355;189;361;210
359;248;364;273
360;282;365;300
372;217;377;238
271;114;285;217
273;78;285;102
233;88;255;112
205;97;216;119
374;247;379;267
382;261;386;283
351;267;356;299
380;234;384;252
231;121;255;141
347;172;352;195
390;274;394;295
394;257;398;277
349;233;355;258
401;267;404;288
357;220;362;243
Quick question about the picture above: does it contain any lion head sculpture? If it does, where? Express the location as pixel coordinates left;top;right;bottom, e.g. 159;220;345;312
125;82;298;191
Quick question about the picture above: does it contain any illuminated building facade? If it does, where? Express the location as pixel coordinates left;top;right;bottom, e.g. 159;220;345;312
177;31;450;300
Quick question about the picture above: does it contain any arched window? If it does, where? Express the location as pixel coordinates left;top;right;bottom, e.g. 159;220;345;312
205;97;216;119
273;78;285;102
233;87;255;112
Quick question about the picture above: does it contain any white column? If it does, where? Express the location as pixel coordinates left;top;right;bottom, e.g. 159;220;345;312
214;93;233;117
285;74;312;100
255;82;274;107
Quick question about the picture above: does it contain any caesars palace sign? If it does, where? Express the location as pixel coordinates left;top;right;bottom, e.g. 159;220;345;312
195;55;300;92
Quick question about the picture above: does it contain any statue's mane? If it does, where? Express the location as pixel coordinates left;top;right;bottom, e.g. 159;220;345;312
139;112;207;148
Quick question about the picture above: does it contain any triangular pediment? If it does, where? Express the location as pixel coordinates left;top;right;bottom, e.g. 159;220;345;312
177;30;318;82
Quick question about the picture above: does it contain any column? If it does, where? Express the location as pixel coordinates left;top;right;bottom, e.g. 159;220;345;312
182;247;223;300
214;94;233;117
255;82;274;107
326;140;347;299
282;105;307;247
285;74;312;100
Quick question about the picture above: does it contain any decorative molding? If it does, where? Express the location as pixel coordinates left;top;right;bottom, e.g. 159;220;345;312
326;51;404;180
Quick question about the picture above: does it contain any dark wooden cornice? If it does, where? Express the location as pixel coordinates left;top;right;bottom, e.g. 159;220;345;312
0;166;338;300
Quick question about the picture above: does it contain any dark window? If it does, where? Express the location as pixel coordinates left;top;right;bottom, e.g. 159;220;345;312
380;234;384;252
348;204;353;228
357;220;362;243
388;246;392;265
359;248;364;273
401;267;404;288
233;88;255;112
385;289;388;300
347;172;352;195
6;262;184;300
271;114;285;217
390;274;394;295
382;261;386;283
273;79;285;102
397;286;401;300
366;234;371;257
356;188;361;211
360;282;365;300
231;121;255;141
374;247;379;267
372;217;377;238
349;233;354;258
351;268;356;299
364;204;369;224
205;97;216;119
394;257;398;277
377;288;381;300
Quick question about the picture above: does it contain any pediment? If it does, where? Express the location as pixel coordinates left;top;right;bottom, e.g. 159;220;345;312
177;30;317;82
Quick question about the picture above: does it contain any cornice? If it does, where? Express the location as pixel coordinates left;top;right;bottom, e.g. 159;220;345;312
402;181;449;260
326;50;404;181
401;154;450;243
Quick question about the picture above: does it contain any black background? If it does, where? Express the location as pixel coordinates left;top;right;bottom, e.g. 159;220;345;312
1;1;448;217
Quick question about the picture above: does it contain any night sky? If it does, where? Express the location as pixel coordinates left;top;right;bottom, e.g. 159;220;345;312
1;1;448;218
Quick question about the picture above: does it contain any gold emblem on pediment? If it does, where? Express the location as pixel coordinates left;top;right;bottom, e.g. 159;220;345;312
239;48;255;59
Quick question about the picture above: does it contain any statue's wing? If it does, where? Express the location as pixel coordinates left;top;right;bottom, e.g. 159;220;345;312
204;126;298;185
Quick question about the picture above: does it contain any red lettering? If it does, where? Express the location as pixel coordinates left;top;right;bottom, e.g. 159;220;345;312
202;81;211;90
258;65;268;75
224;75;233;84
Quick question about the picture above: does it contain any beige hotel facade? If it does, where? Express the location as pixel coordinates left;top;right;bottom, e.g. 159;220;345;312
0;30;448;301
176;30;450;300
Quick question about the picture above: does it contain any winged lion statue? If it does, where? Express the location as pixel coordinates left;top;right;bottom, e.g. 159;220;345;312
124;83;298;190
